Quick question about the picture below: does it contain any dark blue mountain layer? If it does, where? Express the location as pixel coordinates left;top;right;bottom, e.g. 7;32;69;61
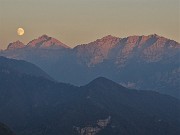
0;57;179;135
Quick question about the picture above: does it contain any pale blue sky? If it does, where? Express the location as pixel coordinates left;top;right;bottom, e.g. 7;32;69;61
0;0;179;49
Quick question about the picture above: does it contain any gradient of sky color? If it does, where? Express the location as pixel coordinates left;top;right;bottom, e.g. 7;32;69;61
0;0;179;49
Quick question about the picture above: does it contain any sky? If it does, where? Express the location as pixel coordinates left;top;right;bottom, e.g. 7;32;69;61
0;0;179;49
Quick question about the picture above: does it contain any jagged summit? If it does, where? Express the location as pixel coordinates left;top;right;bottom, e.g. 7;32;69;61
5;34;179;51
121;34;162;44
73;34;179;67
38;34;50;40
100;35;119;40
7;40;25;50
74;35;120;48
118;34;180;49
27;35;69;49
89;35;120;46
6;35;70;50
73;35;120;66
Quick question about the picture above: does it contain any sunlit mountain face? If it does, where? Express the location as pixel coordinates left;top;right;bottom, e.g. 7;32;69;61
1;34;179;98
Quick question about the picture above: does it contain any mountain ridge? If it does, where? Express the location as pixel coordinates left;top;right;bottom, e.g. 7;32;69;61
0;34;179;98
0;59;179;135
26;34;70;49
7;41;25;50
6;35;70;50
4;34;179;51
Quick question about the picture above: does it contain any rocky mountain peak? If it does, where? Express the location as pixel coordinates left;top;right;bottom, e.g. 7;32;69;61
93;35;120;46
39;34;50;40
123;34;160;44
7;40;25;50
125;35;141;44
120;34;179;48
27;35;69;49
74;35;120;66
101;35;118;40
148;34;160;38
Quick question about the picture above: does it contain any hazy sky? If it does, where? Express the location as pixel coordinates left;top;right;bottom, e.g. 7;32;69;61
0;0;179;49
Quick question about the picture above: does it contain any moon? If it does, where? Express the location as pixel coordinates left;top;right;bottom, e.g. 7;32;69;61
17;28;25;36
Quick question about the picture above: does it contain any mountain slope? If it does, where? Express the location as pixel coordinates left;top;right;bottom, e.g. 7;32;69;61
26;35;69;49
0;56;52;80
0;63;179;135
74;35;120;66
0;34;179;98
7;41;25;50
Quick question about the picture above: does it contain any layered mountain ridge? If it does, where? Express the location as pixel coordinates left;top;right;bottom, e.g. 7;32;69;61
6;35;69;50
7;41;25;50
0;34;179;98
6;34;179;66
5;34;179;51
0;57;179;135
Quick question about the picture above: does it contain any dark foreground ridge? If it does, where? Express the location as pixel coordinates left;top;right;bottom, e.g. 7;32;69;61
0;56;52;80
0;57;179;135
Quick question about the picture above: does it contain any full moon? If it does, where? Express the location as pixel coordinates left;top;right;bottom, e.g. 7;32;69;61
17;28;25;36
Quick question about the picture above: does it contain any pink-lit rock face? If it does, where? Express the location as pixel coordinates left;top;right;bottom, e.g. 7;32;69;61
27;35;69;49
141;35;180;62
74;35;120;66
72;34;180;67
7;41;25;50
114;34;180;66
4;34;179;67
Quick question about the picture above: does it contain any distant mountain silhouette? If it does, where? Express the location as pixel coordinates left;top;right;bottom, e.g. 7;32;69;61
0;56;52;80
0;59;179;135
0;34;179;98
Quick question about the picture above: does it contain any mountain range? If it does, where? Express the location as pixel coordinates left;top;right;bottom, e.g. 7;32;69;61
0;57;179;135
0;34;179;98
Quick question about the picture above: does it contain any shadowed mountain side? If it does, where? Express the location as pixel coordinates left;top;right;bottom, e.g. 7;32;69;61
0;64;179;135
0;56;52;80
